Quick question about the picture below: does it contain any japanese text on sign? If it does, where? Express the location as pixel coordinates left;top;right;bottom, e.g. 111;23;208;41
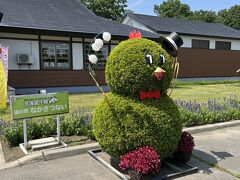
10;92;69;120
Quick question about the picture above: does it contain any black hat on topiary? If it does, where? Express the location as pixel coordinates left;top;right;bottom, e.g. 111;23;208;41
159;32;183;57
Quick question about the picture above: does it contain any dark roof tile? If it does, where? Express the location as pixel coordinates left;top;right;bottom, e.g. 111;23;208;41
127;13;240;39
0;0;159;38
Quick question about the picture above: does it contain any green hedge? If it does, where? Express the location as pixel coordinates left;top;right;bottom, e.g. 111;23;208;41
93;93;183;159
175;95;240;127
2;108;94;146
181;109;240;127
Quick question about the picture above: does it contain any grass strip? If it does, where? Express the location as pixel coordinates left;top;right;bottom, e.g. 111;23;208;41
173;80;240;86
193;154;240;179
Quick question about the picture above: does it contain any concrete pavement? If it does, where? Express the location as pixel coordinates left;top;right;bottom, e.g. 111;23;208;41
176;157;237;180
0;153;237;180
0;124;240;179
0;154;119;180
192;125;240;175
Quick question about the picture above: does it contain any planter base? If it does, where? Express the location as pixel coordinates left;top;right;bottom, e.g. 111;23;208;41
173;151;192;163
88;149;198;180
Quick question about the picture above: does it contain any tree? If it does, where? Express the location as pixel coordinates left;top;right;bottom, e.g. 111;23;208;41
79;0;127;22
216;9;228;24
154;0;192;19
153;1;240;30
190;10;217;23
218;5;240;30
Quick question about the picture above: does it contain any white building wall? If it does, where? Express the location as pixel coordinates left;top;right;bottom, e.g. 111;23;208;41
72;43;83;70
0;39;40;70
123;17;156;33
179;35;240;50
231;40;240;50
123;16;240;50
179;35;215;49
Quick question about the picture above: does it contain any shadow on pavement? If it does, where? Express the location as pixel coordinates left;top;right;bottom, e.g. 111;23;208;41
211;151;233;162
192;149;218;174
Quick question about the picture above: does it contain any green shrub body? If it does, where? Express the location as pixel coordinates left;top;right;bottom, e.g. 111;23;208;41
106;38;173;98
93;37;183;158
93;93;182;158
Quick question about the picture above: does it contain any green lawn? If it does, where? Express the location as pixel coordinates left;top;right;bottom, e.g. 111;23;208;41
69;83;240;109
1;82;239;122
69;93;104;110
171;83;240;101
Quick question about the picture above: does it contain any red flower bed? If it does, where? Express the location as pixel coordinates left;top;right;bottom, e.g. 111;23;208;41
119;146;161;175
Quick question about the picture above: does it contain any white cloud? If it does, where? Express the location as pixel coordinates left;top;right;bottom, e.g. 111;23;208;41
128;0;144;9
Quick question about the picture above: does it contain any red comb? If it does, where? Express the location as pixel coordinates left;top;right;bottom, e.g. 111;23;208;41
129;30;142;39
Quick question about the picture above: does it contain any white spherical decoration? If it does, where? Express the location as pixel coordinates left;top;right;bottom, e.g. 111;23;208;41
92;43;101;52
88;54;98;64
103;32;111;42
95;39;104;48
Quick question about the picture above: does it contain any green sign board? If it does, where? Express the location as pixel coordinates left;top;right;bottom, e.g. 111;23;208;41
10;92;69;120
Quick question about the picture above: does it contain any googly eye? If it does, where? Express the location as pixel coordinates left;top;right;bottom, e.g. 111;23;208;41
159;54;165;65
145;54;153;65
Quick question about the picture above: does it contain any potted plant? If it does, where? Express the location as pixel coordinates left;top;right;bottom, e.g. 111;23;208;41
119;146;161;180
173;131;195;163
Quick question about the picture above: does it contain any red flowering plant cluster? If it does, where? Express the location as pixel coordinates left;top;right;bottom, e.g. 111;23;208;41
177;131;195;153
119;146;161;175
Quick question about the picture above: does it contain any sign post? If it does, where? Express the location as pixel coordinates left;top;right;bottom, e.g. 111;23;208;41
10;92;69;150
57;115;60;143
23;119;27;148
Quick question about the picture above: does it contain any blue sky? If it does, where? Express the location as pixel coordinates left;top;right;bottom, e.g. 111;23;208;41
127;0;240;15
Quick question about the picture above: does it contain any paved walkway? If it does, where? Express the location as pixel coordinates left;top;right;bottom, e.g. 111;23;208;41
177;157;237;180
191;125;240;177
0;154;118;180
0;126;239;180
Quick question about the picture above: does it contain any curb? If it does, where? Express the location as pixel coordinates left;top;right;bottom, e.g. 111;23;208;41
0;142;100;171
0;142;5;166
184;120;240;134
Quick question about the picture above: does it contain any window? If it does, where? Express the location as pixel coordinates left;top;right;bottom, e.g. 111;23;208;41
192;39;209;49
41;42;71;69
84;44;109;69
215;41;231;50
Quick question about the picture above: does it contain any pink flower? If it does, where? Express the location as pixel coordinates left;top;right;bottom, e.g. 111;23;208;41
119;146;161;175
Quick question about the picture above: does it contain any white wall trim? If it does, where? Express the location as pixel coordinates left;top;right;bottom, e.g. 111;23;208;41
0;32;38;39
72;37;83;42
40;36;70;41
72;43;83;70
